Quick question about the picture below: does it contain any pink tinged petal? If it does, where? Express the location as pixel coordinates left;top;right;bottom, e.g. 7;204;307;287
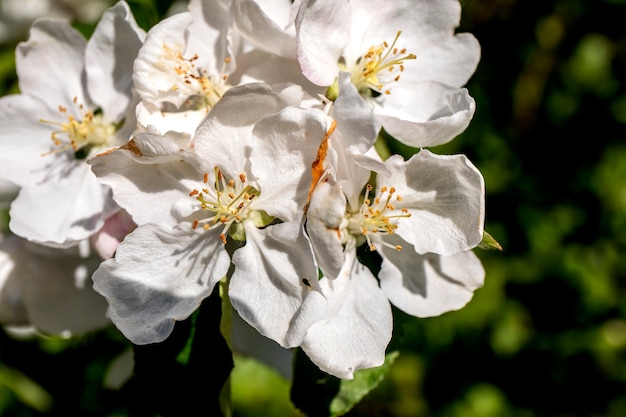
374;83;476;147
250;106;330;221
92;223;230;344
85;1;146;123
295;0;350;86
301;251;392;380
89;144;200;226
382;150;485;256
379;241;485;317
305;179;346;279
0;234;110;334
91;209;136;260
9;164;110;247
16;18;88;107
233;0;297;58
229;222;327;348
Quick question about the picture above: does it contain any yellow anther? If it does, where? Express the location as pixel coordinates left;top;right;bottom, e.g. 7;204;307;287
189;168;261;244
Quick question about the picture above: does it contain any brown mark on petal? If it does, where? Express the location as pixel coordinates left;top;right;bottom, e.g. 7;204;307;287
304;119;336;215
120;139;143;156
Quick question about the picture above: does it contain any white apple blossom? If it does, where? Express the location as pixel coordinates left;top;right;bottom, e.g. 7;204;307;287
307;146;484;302
298;74;485;378
133;0;317;135
89;83;331;347
0;1;145;247
301;153;485;378
295;0;480;147
132;0;235;113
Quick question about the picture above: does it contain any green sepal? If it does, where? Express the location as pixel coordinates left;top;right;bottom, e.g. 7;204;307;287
325;80;339;102
478;230;503;251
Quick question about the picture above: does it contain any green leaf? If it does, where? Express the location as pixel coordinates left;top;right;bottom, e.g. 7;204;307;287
291;349;400;416
0;364;53;413
329;351;400;416
478;230;503;251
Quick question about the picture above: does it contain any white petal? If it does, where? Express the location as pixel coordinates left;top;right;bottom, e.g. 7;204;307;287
16;18;87;106
381;150;485;255
132;12;194;107
353;0;461;50
374;83;476;147
85;1;145;123
295;0;350;86
404;33;481;88
229;49;318;93
0;94;67;186
0;234;110;334
379;241;485;317
301;251;392;379
9;165;110;247
305;179;346;279
333;72;381;155
93;223;230;344
89;144;200;226
233;0;297;58
135;100;206;136
186;0;234;74
250;106;329;221
229;222;326;348
194;83;303;174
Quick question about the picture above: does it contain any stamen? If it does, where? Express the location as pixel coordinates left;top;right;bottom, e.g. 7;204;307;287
39;100;115;158
350;31;416;97
347;183;411;252
189;168;260;244
162;44;231;109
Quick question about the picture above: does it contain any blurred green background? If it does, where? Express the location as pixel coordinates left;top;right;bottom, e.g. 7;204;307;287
1;0;626;416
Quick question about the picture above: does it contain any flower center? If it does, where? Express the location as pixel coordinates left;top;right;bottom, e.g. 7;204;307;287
39;97;117;159
164;44;231;110
347;184;411;251
350;31;416;97
189;167;268;244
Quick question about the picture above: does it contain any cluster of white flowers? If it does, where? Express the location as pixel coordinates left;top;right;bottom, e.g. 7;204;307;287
0;0;486;379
